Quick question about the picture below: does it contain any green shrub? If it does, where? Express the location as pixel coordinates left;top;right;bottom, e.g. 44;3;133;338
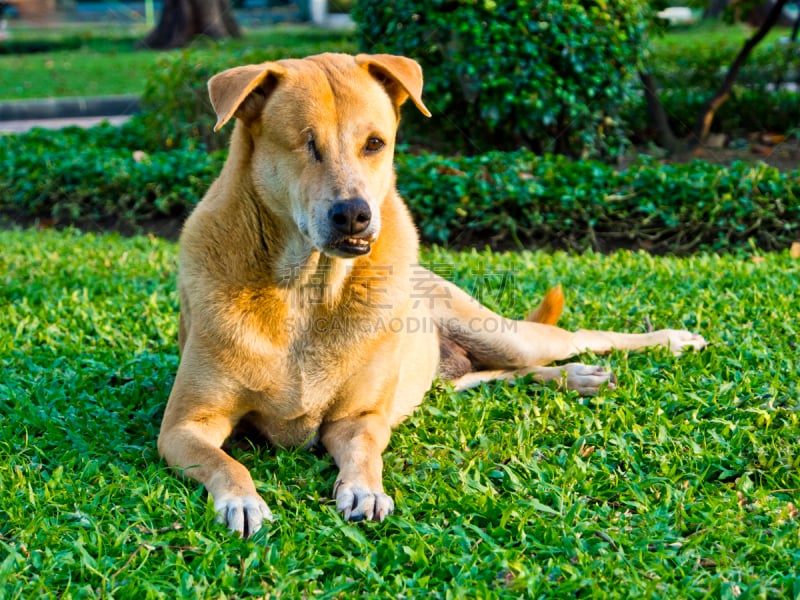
396;151;800;252
0;121;223;227
353;0;652;158
129;23;798;155
2;126;798;252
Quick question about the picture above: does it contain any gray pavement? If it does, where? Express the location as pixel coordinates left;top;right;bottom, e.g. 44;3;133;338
0;94;139;133
0;115;131;134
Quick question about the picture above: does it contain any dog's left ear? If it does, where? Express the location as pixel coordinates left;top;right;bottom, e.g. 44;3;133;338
208;62;288;132
355;54;432;118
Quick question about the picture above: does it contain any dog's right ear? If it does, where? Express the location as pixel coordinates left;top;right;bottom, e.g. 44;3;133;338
208;63;287;132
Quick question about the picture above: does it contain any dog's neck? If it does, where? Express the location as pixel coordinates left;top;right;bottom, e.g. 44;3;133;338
276;242;354;307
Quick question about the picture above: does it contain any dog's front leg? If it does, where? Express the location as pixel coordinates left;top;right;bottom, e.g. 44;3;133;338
320;413;394;522
159;410;273;538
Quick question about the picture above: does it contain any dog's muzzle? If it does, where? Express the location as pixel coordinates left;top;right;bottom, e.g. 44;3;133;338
327;199;374;256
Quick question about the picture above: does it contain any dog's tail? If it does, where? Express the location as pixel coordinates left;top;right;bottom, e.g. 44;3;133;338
525;284;564;326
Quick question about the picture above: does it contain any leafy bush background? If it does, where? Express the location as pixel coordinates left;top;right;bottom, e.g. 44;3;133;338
3;22;799;253
130;28;800;156
353;0;652;158
2;122;797;253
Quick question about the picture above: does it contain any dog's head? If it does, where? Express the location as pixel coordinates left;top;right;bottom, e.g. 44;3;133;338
208;53;431;258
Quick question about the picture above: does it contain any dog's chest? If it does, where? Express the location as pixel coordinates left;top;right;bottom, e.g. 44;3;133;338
232;267;406;445
245;334;372;446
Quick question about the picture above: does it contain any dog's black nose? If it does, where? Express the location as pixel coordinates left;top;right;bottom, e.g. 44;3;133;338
329;199;371;235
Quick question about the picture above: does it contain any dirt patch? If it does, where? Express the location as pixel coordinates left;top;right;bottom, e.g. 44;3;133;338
2;213;186;241
640;134;800;172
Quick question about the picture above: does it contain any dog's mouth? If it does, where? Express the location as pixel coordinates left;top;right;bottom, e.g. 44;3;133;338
327;234;375;257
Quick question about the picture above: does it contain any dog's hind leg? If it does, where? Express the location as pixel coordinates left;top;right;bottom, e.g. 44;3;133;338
421;268;706;379
451;363;616;396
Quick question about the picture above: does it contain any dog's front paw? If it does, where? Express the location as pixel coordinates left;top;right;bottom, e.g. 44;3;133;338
333;479;394;522
214;493;273;538
560;363;617;396
657;330;707;356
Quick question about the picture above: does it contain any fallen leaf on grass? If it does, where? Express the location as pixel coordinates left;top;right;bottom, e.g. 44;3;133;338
699;558;717;568
791;242;800;259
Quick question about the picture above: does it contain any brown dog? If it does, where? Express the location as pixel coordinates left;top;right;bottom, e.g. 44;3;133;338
159;53;706;537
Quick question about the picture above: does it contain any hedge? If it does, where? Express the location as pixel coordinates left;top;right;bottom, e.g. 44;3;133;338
627;87;800;140
353;0;651;158
2;121;798;253
0;37;85;55
395;151;799;252
0;123;222;225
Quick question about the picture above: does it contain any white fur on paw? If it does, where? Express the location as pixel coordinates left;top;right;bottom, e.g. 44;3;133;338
214;493;273;538
560;363;617;396
658;330;707;356
334;480;394;522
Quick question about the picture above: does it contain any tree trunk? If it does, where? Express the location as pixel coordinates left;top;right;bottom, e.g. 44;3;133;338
639;70;684;154
8;0;56;22
141;0;241;50
690;0;789;148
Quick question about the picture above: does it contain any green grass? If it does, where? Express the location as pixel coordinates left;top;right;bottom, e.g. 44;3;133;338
650;17;790;53
653;20;749;52
0;25;355;100
2;227;798;598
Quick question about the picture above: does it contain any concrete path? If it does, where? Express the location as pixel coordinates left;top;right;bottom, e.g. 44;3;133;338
0;95;139;134
0;115;131;134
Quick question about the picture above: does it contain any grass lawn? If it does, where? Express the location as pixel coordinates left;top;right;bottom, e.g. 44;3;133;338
0;25;356;100
650;19;783;52
1;227;798;597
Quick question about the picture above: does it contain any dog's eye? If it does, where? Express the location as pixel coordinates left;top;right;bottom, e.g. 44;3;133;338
307;138;323;163
364;137;385;154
